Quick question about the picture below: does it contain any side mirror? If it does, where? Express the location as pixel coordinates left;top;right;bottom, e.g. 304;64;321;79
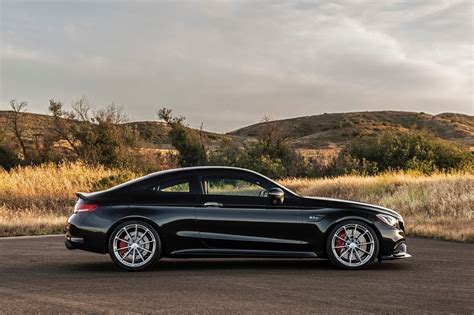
268;188;284;205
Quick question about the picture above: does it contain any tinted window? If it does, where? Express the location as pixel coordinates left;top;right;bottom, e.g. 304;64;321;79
203;177;268;197
147;179;191;193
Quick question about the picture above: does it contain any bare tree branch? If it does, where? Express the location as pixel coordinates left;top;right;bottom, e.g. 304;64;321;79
9;99;28;161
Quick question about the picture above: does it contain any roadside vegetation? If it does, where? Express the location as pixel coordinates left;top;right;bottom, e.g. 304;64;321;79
282;173;473;242
0;162;472;242
0;162;135;237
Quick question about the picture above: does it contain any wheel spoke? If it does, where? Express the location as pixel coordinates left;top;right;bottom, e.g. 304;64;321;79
354;249;363;262
132;248;136;265
124;229;133;242
122;248;132;259
137;249;146;262
335;235;351;244
334;245;348;249
136;228;150;243
116;237;130;244
339;247;351;258
139;246;153;254
135;225;138;241
356;230;368;241
139;239;155;245
343;226;349;236
349;249;353;265
358;241;374;246
115;246;129;251
356;246;370;255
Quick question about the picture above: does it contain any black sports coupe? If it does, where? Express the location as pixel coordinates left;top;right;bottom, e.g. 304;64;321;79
65;166;411;270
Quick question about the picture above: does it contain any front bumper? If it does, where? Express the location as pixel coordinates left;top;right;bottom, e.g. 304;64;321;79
381;253;412;260
381;241;411;260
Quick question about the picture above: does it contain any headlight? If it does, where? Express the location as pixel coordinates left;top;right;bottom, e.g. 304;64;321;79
376;214;399;227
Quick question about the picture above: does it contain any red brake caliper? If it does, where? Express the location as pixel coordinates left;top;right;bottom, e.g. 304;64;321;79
119;240;128;256
336;231;346;255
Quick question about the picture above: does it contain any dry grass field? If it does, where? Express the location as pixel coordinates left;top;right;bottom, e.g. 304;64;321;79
0;162;132;237
282;174;474;242
1;162;472;241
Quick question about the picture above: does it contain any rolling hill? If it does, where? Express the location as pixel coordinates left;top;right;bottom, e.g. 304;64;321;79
229;111;474;156
0;111;233;152
0;110;472;159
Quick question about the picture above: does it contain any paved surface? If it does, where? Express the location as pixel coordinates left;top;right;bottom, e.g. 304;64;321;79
0;236;473;314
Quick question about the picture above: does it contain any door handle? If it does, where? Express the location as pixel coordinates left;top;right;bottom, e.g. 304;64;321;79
204;202;223;208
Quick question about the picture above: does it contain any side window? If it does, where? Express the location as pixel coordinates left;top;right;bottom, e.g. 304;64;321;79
203;177;268;197
147;179;191;193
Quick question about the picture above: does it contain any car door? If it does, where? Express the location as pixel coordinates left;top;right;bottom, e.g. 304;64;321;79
129;175;202;253
196;174;306;252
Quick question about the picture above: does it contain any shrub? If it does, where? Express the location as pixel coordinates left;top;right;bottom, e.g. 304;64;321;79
208;139;309;178
0;146;19;170
339;130;473;174
48;98;139;168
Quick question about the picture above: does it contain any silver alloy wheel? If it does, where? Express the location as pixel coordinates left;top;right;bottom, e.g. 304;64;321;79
331;223;375;268
112;223;156;268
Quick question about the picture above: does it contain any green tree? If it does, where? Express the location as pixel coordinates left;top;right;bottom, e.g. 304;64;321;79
157;108;207;167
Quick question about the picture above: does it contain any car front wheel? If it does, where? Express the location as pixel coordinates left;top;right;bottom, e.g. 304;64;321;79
108;220;162;271
326;220;379;270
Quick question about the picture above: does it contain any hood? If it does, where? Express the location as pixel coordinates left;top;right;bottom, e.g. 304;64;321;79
303;196;402;220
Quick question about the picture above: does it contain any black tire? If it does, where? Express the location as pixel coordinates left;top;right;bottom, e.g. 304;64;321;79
108;220;162;271
325;220;379;270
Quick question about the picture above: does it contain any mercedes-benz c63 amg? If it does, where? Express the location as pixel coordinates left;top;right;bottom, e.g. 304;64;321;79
65;166;410;271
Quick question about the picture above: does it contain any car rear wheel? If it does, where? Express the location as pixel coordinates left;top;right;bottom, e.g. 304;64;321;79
326;220;379;270
108;220;162;271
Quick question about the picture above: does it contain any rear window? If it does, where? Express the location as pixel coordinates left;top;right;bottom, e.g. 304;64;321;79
147;178;191;193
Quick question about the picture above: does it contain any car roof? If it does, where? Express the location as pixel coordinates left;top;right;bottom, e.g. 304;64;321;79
145;166;263;178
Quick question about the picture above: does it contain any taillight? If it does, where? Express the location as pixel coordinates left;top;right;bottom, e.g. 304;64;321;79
74;202;98;213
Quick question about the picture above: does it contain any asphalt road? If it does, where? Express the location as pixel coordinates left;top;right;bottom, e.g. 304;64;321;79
0;236;472;314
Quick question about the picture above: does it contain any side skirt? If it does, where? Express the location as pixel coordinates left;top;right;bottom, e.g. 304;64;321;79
169;248;318;258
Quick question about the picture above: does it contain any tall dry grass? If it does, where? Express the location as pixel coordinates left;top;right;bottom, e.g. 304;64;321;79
1;162;472;241
0;162;129;236
281;173;474;242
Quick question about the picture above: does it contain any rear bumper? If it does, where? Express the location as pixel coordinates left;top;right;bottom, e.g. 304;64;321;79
65;237;85;250
64;212;112;254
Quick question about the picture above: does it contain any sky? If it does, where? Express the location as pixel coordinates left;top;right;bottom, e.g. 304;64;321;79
0;0;472;132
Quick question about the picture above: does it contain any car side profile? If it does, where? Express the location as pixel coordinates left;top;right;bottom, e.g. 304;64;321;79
65;166;411;271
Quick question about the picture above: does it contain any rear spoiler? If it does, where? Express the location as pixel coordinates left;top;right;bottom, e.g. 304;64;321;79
76;191;107;201
76;192;91;200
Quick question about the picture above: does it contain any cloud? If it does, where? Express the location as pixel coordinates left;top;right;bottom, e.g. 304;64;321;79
1;0;472;131
1;44;55;64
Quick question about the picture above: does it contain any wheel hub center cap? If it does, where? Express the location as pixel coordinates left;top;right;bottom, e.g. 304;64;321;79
349;242;357;249
131;243;139;249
